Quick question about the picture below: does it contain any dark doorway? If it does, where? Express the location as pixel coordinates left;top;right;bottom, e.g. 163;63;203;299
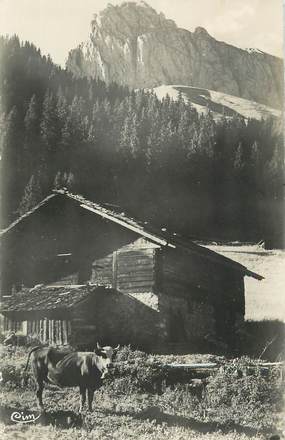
169;310;187;342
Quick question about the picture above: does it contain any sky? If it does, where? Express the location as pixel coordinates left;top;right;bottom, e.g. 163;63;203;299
0;0;283;66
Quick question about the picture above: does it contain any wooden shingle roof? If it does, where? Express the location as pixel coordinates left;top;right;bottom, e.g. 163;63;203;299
0;285;112;313
0;189;263;280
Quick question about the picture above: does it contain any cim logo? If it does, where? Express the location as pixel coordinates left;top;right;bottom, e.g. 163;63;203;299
11;411;41;424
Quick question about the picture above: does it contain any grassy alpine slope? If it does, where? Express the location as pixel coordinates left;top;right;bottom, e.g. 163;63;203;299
153;85;282;121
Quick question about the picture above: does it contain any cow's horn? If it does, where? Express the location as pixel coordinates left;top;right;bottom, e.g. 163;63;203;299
96;342;102;350
114;344;120;351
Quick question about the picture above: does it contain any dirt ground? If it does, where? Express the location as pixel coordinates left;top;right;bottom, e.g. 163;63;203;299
0;386;280;440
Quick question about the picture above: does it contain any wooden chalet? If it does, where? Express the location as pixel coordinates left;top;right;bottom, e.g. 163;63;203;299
0;189;263;350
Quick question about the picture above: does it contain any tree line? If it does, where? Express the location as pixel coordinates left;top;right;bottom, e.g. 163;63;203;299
0;36;283;246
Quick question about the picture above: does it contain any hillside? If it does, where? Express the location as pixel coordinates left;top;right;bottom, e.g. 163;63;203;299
152;85;282;121
67;1;283;109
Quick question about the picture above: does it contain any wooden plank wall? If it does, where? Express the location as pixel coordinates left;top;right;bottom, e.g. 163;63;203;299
90;238;157;294
26;318;70;345
3;317;24;333
162;248;244;300
117;247;155;293
161;248;245;345
91;254;113;286
162;250;212;295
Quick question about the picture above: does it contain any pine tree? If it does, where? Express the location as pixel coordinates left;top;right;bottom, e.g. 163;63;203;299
24;94;40;177
66;171;75;191
40;90;58;153
53;171;63;189
233;143;244;173
24;94;39;135
0;107;23;225
17;174;43;216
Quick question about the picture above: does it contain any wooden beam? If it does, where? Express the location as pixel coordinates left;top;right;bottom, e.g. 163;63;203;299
112;251;118;290
165;363;218;369
80;204;176;249
62;320;67;345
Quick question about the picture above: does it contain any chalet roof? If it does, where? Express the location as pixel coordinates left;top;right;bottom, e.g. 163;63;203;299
0;189;263;280
0;285;111;313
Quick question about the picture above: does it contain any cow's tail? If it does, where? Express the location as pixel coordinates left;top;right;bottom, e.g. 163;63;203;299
24;346;42;372
21;346;42;386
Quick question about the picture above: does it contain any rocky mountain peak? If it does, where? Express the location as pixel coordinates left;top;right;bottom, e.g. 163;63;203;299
91;1;176;41
194;27;210;37
67;2;283;108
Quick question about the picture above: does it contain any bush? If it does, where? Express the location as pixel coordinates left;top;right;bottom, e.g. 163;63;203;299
204;360;284;429
108;349;284;431
108;346;167;394
0;359;26;388
115;345;150;363
0;346;31;388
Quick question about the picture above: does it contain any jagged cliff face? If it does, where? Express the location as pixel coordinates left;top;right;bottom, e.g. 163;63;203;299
66;1;283;109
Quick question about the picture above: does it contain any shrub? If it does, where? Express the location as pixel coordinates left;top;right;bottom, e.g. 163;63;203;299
103;345;165;394
0;346;32;389
204;360;284;429
115;345;150;363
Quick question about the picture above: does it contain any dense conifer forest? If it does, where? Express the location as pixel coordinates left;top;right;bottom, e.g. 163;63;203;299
0;36;283;245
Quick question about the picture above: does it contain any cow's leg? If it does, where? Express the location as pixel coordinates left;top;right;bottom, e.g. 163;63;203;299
87;388;95;412
36;377;45;411
79;386;86;412
32;360;46;412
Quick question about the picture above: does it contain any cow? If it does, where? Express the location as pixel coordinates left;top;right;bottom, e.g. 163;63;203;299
23;343;119;412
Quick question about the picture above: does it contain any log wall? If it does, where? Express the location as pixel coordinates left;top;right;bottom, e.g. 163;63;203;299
90;238;159;300
157;248;245;347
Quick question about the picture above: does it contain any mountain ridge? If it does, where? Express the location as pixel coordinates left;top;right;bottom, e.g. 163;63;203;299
66;1;283;109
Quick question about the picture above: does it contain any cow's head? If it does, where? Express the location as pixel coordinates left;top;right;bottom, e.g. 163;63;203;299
94;342;120;379
4;332;17;346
